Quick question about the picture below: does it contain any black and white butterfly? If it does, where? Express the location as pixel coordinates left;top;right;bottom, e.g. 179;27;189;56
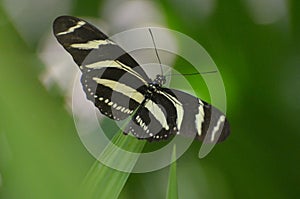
53;16;230;143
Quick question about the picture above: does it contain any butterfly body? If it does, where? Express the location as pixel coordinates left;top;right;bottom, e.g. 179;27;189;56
53;16;230;143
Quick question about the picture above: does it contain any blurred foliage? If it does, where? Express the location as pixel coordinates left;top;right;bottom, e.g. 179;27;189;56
1;0;300;199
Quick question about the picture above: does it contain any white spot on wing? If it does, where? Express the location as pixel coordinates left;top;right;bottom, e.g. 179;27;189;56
211;115;226;142
56;21;86;36
85;60;148;85
157;91;183;131
92;78;145;103
70;40;115;49
195;99;205;136
85;60;120;69
116;106;122;110
144;100;169;130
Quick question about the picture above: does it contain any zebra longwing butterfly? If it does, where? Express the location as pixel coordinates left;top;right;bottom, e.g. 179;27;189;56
53;16;230;143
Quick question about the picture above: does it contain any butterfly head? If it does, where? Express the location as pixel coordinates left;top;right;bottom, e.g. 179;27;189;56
153;74;166;86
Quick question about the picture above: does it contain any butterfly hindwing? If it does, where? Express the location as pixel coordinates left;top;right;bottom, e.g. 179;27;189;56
166;88;230;143
81;67;147;120
125;87;230;143
124;88;179;141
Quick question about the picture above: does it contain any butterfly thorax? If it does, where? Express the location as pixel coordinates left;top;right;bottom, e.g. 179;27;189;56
144;83;158;100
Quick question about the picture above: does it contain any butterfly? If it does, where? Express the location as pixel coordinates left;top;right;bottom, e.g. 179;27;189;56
53;16;230;143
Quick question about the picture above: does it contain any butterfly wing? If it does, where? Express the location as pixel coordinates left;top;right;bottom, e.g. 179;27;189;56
53;15;230;143
53;16;151;120
53;16;150;80
125;87;230;143
165;88;230;143
124;90;178;141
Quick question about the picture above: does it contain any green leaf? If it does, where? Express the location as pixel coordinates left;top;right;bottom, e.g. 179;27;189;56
79;132;146;199
166;145;178;199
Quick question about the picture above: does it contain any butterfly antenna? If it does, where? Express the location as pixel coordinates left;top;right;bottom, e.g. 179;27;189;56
164;70;218;77
148;28;163;76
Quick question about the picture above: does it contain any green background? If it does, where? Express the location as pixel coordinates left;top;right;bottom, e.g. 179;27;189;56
1;0;299;198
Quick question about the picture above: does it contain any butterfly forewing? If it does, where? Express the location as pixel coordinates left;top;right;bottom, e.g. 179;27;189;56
53;16;150;121
53;16;150;81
